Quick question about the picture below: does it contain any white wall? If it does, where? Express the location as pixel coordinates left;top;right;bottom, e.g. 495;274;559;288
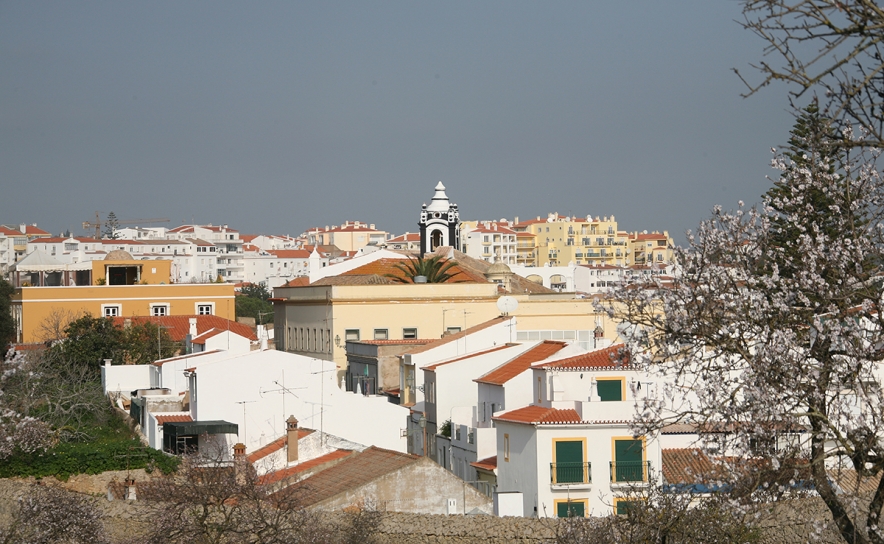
102;362;151;394
188;350;410;456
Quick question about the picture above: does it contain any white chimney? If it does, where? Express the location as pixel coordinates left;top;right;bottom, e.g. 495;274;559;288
189;318;197;337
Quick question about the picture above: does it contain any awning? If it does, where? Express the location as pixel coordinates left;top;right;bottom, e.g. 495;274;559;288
163;420;238;436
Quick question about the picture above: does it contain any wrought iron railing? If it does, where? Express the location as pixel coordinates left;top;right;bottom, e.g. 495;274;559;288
609;461;650;483
550;462;591;484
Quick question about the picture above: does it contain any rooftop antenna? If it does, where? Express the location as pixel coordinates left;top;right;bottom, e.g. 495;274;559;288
235;400;257;444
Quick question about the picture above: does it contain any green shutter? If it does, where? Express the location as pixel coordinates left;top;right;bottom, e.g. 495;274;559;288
616;500;638;515
597;379;622;401
614;439;643;482
557;501;585;518
555;440;584;483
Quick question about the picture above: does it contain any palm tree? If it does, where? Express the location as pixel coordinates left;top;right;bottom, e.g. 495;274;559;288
386;255;462;283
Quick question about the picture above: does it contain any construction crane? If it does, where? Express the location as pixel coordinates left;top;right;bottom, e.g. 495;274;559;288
82;212;170;239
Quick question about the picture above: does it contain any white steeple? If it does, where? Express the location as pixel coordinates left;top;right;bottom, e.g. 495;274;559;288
426;181;450;212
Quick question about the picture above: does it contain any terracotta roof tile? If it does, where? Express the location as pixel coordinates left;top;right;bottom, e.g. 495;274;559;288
475;340;568;385
247;429;313;464
662;448;718;485
471;455;498;471
493;405;582;425
423;344;513;371
259;449;354;486
311;274;395;286
155;414;193;424
341;257;485;284
281;276;310;287
534;344;630;370
277;446;419;506
113;315;257;342
0;226;24;236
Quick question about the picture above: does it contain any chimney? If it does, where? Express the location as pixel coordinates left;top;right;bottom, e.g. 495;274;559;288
123;318;132;329
233;442;248;485
124;477;137;500
189;317;198;337
286;415;299;463
19;224;26;234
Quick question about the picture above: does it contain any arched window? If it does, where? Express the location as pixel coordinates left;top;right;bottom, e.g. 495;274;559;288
431;230;444;250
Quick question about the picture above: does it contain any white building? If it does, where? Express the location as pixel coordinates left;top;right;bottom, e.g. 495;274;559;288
461;222;518;264
243;248;312;288
493;343;664;518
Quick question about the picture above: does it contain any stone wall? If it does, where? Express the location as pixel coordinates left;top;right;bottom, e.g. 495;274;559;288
0;477;848;543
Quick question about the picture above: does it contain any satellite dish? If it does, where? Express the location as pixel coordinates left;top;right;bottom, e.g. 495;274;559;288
497;296;518;315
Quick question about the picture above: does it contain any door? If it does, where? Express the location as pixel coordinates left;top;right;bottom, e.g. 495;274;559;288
614;439;644;482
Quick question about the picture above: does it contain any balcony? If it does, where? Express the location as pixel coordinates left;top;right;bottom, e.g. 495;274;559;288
550;462;591;488
609;461;650;485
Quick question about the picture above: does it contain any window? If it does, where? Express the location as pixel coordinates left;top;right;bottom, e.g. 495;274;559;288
150;304;169;317
615;499;642;516
345;329;360;341
102;304;121;318
597;378;624;401
374;329;388;340
197;303;214;315
504;434;510;462
552;439;587;484
403;328;418;339
446;327;461;334
612;438;646;482
555;500;587;518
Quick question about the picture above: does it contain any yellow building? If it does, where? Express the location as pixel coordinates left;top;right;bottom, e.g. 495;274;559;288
10;255;235;343
513;214;675;268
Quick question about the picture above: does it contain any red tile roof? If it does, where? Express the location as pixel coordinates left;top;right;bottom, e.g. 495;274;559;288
281;276;310;287
661;448;722;485
155;414;193;424
113;315;257;342
191;328;226;344
24;225;51;235
475;340;568;385
276;446;419;506
493;405;582;425
423;344;513;371
247;429;314;464
340;258;486;283
407;316;513;355
471;455;498;472
259;449;354;486
534;344;630;370
387;233;420;243
0;226;23;236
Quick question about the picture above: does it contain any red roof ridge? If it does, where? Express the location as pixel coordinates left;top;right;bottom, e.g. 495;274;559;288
475;340;568;385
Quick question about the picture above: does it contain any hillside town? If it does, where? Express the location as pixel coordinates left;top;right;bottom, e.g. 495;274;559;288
8;2;884;543
3;183;682;518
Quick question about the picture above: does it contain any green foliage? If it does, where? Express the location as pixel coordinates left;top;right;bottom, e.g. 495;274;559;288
0;415;178;479
46;315;180;369
122;320;181;364
387;255;462;283
103;211;119;239
236;286;274;324
440;419;451;438
239;283;270;301
48;315;125;370
0;276;14;348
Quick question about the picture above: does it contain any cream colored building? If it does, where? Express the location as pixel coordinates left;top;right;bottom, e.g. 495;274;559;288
303;221;389;252
272;282;620;381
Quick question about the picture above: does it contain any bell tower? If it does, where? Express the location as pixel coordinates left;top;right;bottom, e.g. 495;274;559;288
419;182;460;256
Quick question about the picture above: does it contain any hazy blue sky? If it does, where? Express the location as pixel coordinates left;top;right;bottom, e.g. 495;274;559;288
1;1;794;244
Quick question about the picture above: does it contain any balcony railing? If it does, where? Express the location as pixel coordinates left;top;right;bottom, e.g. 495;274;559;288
609;461;650;483
550;462;591;485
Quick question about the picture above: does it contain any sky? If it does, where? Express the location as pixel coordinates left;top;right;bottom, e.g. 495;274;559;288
1;1;795;245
